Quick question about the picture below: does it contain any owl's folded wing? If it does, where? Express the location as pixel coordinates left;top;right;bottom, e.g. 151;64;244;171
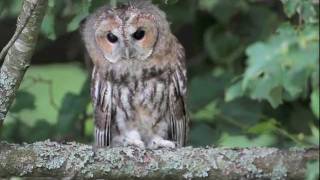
91;66;113;147
169;57;189;147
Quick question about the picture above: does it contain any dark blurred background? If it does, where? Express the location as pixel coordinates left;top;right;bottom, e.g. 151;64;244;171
0;0;319;158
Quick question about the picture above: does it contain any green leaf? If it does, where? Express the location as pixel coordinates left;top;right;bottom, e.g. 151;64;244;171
188;72;230;111
218;133;276;147
159;0;195;27
311;88;319;119
220;98;262;127
308;124;319;145
248;119;279;134
225;81;244;102
41;13;56;40
281;0;300;17
85;118;94;138
189;123;218;147
56;91;90;136
192;101;219;122
67;13;88;32
198;0;219;12
163;0;179;5
200;0;249;24
300;1;318;23
204;25;243;64
306;160;319;180
11;91;36;113
234;23;319;108
281;0;318;23
66;0;90;32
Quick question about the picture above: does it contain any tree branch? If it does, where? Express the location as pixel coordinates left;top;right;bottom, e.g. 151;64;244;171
0;141;318;179
0;0;48;126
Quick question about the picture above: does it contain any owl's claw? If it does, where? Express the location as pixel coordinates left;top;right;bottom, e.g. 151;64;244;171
121;130;146;149
148;136;176;149
124;139;146;149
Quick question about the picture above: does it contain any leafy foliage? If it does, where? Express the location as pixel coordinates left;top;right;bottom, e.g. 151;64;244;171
227;23;319;108
0;0;319;162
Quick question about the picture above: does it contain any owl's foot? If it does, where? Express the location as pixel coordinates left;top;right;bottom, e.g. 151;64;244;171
123;138;145;149
122;130;145;149
148;136;176;149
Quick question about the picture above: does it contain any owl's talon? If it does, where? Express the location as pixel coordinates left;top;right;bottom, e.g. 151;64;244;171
124;139;145;149
148;137;176;149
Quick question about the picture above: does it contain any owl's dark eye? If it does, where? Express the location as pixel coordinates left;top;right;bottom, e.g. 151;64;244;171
107;32;118;43
132;29;145;40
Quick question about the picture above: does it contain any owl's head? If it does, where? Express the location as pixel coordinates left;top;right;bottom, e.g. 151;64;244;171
82;0;170;64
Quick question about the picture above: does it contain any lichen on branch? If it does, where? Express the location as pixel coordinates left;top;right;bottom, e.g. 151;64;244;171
0;141;318;179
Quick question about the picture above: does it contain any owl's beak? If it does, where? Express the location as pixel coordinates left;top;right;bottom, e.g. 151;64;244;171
125;48;130;59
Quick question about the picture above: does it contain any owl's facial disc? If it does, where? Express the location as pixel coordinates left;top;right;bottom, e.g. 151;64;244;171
124;13;159;61
95;12;159;63
95;17;126;63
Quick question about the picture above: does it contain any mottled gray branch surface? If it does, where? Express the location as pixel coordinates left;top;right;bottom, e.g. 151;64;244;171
0;141;318;179
0;0;48;125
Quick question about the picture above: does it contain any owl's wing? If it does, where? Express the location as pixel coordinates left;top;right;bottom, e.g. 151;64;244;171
169;46;189;147
91;66;113;147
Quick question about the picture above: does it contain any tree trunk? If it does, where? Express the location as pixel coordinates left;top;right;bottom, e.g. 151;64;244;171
0;0;48;126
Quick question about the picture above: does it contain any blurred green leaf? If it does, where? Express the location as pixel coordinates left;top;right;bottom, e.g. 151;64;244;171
308;124;319;145
225;81;244;102
237;23;319;108
56;92;88;135
311;88;319;119
281;0;300;17
188;72;230;111
159;0;195;27
220;98;262;127
89;0;107;12
192;101;219;122
67;13;88;32
198;0;219;11
218;133;276;147
281;0;318;23
204;25;243;64
190;123;218;147
41;13;56;40
67;0;90;32
199;0;248;24
85;118;94;138
306;160;319;180
10;91;36;113
248;119;279;134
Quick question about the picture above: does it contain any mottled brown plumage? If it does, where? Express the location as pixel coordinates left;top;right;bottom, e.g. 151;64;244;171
81;0;188;148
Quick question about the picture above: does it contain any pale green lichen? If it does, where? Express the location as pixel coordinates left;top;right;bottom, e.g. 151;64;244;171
212;147;279;179
5;147;36;176
33;140;66;170
271;160;287;180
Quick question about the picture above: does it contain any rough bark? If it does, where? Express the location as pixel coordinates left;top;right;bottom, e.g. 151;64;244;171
0;0;48;125
0;141;318;179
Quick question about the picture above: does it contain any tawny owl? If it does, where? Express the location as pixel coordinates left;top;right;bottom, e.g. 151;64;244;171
81;0;188;149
